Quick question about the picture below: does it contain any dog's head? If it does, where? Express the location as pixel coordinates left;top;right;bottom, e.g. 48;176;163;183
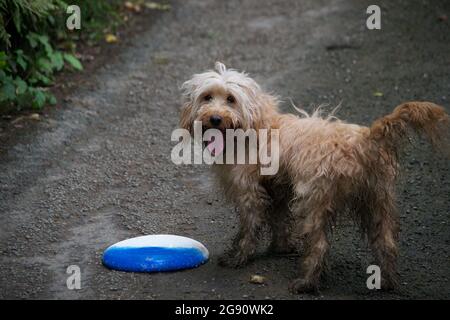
180;62;277;134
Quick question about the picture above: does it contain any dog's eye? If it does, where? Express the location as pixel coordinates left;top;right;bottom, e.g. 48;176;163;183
227;95;236;104
204;94;212;102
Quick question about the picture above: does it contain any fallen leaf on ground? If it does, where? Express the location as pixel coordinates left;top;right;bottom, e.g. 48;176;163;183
249;275;266;284
125;1;142;12
373;91;383;97
154;55;169;65
145;2;171;10
29;113;40;121
124;1;134;10
105;34;118;43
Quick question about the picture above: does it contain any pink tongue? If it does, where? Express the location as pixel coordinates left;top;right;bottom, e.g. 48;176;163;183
207;134;224;156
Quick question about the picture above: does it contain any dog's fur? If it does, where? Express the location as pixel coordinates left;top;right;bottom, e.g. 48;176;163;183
180;62;449;293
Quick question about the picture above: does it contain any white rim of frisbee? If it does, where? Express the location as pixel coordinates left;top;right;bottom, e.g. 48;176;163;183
107;234;209;258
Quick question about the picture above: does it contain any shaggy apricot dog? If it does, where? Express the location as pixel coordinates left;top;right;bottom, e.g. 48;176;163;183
179;62;449;293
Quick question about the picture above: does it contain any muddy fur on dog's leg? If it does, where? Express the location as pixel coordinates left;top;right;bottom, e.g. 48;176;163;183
289;192;332;294
218;210;265;268
218;178;271;268
268;202;296;254
289;226;329;293
365;188;400;290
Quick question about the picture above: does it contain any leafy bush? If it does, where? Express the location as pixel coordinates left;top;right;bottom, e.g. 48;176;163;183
0;0;123;112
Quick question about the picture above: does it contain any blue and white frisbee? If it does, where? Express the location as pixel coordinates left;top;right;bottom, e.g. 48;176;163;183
102;234;209;272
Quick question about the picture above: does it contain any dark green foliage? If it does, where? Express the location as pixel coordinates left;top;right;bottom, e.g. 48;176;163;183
0;0;123;112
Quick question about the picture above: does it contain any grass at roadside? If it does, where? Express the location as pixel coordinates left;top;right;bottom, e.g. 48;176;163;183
0;0;170;114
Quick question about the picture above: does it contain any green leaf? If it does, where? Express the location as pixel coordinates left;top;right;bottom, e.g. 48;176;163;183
0;16;11;48
32;90;47;109
34;72;52;85
0;81;16;102
28;76;38;85
63;53;83;71
0;51;7;69
14;78;28;95
27;34;38;48
15;50;28;71
37;35;50;45
12;8;21;34
42;42;53;56
48;94;57;105
37;57;53;73
50;51;64;71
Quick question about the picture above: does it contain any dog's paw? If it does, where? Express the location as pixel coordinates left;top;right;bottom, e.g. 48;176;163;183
218;251;249;268
288;278;318;294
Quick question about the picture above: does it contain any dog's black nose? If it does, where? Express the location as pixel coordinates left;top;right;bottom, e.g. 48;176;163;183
209;115;222;127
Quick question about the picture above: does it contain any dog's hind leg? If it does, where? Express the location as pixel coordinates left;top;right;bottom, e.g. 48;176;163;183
289;188;333;293
364;188;400;290
268;200;296;254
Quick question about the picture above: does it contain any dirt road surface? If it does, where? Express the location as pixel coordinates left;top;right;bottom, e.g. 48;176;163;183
0;0;449;299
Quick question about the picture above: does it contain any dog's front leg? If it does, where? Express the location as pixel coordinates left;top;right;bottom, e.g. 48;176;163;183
218;180;270;268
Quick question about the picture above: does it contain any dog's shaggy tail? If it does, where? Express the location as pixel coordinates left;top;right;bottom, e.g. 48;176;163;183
370;101;450;153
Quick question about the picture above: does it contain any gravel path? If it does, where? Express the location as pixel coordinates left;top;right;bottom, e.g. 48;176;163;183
0;0;449;299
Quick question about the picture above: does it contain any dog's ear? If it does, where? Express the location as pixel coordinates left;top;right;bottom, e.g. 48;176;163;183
179;101;194;133
251;94;279;130
215;61;227;74
180;76;197;132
